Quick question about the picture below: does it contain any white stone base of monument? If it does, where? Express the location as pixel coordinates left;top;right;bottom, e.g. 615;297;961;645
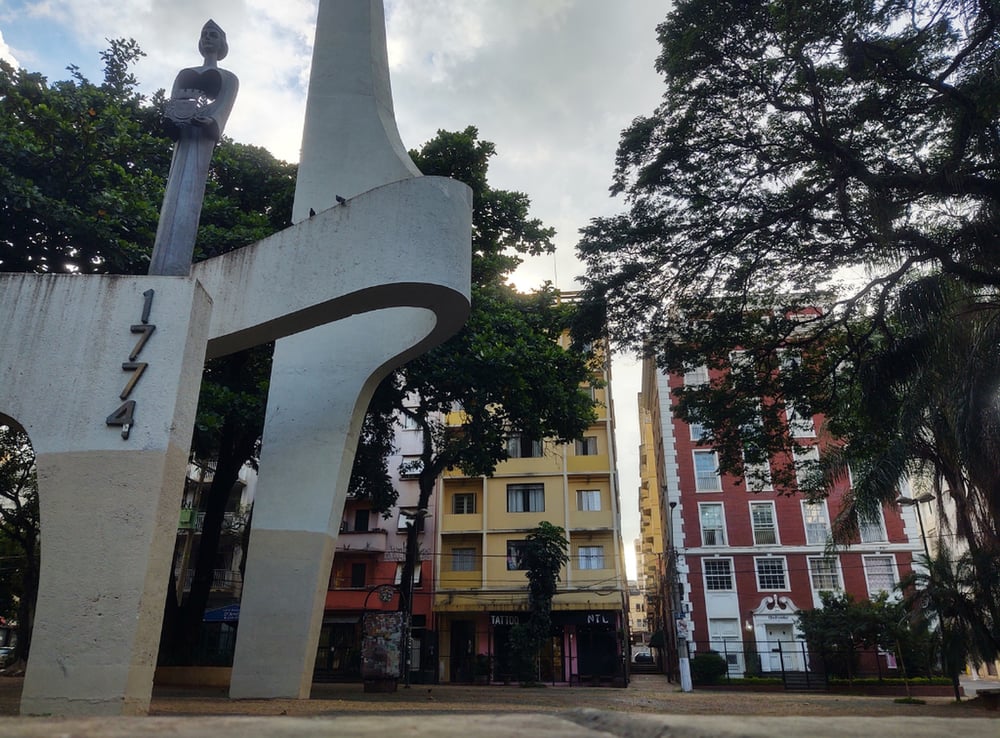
0;275;212;716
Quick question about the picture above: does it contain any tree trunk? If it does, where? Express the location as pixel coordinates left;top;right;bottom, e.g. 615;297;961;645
14;533;38;664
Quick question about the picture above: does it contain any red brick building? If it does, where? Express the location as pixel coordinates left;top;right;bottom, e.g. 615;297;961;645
640;357;924;677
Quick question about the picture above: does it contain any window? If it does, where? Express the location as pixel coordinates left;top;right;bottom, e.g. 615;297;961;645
577;489;601;511
684;365;709;386
750;502;778;545
802;502;831;545
507;483;544;512
864;555;897;596
689;419;707;442
742;454;772;492
693;450;721;491
575;436;599;456
350;563;367;588
396;510;425;531
809;557;841;593
507;434;542;458
755;557;788;590
699;503;726;546
354;508;370;533
578;546;604;570
729;350;753;374
703;558;734;591
452;548;476;572
786;402;815;437
794;445;820;488
858;510;887;543
453;493;476;515
399;454;423;478
399;411;419;430
393;563;422;586
506;540;527;570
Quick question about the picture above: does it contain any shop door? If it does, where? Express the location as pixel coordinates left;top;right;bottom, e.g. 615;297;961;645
539;630;564;682
450;620;476;683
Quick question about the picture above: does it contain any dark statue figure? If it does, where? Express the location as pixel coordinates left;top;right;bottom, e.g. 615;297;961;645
148;20;239;276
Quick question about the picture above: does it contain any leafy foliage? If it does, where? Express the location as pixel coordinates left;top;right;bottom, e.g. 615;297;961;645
0;424;40;663
510;522;569;683
349;128;599;615
689;650;728;685
900;548;1000;697
577;0;1000;493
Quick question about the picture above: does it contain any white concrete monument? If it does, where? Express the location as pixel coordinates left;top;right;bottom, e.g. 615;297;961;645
0;0;470;716
228;0;436;699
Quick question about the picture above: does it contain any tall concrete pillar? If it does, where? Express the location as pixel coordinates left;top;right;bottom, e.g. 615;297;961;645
229;0;469;698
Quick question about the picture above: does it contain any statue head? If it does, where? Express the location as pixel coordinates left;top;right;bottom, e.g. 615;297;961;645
199;19;229;61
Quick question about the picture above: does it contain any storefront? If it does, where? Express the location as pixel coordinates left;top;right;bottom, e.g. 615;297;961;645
437;609;624;685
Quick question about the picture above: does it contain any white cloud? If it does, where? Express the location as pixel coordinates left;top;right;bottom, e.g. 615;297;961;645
0;27;17;66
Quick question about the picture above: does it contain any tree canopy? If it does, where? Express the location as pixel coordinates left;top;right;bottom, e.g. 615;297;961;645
577;0;1000;546
347;127;599;614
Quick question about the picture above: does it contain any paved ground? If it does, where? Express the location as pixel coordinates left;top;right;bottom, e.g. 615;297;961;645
0;673;996;737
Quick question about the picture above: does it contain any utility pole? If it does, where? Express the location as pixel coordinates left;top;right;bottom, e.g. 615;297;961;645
667;500;692;692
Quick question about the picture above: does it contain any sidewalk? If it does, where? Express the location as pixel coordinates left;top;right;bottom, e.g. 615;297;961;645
0;674;997;737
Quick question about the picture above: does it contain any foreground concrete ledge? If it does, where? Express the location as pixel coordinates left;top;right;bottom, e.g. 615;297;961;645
0;711;996;738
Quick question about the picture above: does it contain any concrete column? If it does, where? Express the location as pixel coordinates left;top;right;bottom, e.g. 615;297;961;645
0;276;212;715
229;0;465;698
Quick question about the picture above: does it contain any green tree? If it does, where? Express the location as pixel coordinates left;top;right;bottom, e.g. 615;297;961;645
577;0;1000;491
347;128;599;623
510;522;570;683
900;548;1000;700
0;424;39;665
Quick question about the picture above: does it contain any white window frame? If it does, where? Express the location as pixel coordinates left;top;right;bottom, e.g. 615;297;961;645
393;563;422;586
693;449;722;492
399;411;420;430
750;501;779;545
575;436;599;456
794;445;820;488
703;557;735;592
808;556;842;594
684;365;709;386
699;502;726;547
399;454;423;478
754;556;789;591
452;492;476;515
578;545;605;570
576;489;602;512
858;508;887;543
742;453;773;492
689;419;707;442
507;483;544;513
786;401;816;437
802;501;831;546
863;554;898;597
451;547;476;572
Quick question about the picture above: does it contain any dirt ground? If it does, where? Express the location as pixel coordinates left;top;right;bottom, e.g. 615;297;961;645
2;674;995;719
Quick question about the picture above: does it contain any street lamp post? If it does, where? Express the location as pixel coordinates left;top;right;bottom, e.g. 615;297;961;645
896;493;935;561
667;499;692;692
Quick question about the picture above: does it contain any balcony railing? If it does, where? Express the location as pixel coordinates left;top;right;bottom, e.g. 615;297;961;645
336;528;389;553
179;568;243;597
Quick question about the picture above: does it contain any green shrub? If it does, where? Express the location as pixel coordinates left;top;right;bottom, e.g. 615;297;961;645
690;650;728;685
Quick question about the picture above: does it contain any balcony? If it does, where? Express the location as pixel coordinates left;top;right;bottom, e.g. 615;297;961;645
336;528;389;553
179;568;243;597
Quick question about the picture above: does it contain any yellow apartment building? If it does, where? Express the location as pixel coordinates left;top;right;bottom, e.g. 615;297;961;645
432;344;629;685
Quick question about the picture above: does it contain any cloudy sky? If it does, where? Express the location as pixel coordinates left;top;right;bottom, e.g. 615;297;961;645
0;0;669;578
